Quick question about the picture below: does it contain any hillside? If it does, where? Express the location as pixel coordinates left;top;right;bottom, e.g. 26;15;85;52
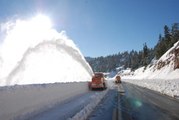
86;23;179;76
86;50;153;73
121;41;179;80
121;41;179;98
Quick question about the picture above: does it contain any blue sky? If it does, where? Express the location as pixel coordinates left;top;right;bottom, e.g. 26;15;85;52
0;0;179;57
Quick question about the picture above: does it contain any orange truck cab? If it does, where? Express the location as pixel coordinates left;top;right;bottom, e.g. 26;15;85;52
89;72;106;90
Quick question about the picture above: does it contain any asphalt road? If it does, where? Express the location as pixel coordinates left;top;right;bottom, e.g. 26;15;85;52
87;89;118;120
88;82;179;120
120;82;179;120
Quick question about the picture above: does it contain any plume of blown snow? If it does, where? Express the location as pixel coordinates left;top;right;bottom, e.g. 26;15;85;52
0;15;93;86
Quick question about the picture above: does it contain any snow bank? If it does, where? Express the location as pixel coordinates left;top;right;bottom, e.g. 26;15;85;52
0;15;93;86
124;79;179;98
122;41;179;80
0;82;89;120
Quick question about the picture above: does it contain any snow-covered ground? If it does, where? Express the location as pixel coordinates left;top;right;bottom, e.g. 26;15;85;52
0;82;89;120
121;41;179;98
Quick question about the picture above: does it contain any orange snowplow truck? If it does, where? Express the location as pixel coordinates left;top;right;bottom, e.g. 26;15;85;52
89;72;106;90
115;75;121;84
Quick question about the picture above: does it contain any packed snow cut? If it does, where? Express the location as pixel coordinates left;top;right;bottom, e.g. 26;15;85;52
0;14;93;86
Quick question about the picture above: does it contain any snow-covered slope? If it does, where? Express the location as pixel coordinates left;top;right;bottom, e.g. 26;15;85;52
121;41;179;98
122;41;179;80
0;15;93;86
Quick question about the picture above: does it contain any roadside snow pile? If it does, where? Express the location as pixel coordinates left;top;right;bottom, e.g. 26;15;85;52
124;79;179;98
0;82;89;120
69;90;108;120
0;15;93;86
117;68;133;78
122;41;179;98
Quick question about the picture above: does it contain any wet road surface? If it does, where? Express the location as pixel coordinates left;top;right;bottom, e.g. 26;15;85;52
88;82;179;120
87;89;118;120
120;82;179;120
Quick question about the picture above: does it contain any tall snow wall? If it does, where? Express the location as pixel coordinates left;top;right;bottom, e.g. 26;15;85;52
0;82;89;120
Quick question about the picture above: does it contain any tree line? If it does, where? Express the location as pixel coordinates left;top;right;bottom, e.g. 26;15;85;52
86;23;179;72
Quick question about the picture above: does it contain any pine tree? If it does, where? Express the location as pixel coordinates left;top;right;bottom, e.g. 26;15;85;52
155;34;165;59
142;43;149;67
171;23;179;44
164;25;172;49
